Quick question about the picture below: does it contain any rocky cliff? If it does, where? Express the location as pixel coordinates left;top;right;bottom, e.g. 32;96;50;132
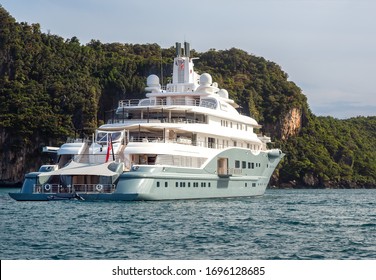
0;129;41;186
280;107;303;140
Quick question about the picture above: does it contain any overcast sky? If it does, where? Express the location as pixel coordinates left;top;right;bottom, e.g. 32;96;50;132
2;0;375;119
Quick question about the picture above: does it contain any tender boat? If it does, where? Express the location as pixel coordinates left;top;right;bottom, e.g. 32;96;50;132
9;42;284;201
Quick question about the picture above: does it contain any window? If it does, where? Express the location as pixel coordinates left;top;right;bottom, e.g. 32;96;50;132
176;182;179;187
242;161;246;169
252;183;256;187
165;182;168;188
157;182;160;187
251;163;254;169
235;160;240;168
248;162;251;169
200;98;217;109
208;137;215;148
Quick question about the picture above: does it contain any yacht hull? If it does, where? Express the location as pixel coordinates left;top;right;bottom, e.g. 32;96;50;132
9;148;283;201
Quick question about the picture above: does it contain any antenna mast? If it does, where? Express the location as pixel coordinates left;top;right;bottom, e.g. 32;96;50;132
160;50;163;88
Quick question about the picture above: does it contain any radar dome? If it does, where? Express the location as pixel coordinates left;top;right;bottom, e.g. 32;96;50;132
199;73;212;86
147;74;160;87
218;89;229;99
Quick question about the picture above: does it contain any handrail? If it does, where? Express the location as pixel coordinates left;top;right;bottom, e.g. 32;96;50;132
118;98;201;108
33;184;116;194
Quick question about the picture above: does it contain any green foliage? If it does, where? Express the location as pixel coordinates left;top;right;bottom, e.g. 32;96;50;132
0;6;375;187
279;116;376;186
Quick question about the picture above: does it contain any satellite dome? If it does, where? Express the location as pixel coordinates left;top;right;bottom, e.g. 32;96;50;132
199;73;212;86
218;89;229;99
147;74;160;87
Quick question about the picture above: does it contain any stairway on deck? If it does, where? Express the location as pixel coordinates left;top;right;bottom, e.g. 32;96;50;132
78;143;90;163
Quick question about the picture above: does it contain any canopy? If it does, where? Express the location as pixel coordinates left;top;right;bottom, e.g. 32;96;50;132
38;161;121;177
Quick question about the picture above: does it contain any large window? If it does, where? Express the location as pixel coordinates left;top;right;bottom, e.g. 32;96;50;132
200;98;217;109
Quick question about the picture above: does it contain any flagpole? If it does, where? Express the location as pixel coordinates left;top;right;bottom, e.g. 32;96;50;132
111;134;115;161
105;135;110;163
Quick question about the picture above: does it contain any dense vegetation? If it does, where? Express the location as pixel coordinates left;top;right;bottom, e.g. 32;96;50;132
0;6;375;187
279;116;376;188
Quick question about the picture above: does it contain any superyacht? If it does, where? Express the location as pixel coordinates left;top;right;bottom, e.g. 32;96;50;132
9;42;284;201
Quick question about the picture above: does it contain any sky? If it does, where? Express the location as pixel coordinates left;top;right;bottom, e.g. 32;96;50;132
2;0;375;119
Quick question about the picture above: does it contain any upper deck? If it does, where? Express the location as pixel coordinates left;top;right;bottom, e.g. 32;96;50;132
107;42;261;129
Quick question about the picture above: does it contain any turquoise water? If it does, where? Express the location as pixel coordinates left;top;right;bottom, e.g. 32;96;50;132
1;188;375;259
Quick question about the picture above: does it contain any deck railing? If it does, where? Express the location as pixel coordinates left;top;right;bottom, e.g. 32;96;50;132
119;98;201;108
33;184;116;194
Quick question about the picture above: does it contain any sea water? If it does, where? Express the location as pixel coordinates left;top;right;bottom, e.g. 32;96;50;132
1;188;375;260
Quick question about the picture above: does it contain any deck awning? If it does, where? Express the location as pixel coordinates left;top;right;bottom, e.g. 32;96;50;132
38;161;121;177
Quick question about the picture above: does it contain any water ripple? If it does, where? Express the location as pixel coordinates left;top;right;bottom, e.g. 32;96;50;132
1;188;376;259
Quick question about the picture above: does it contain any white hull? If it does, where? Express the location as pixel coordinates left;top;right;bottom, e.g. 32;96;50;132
114;147;283;200
118;173;269;200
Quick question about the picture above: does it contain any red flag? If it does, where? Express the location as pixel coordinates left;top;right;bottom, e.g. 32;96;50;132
105;134;112;162
178;59;184;70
